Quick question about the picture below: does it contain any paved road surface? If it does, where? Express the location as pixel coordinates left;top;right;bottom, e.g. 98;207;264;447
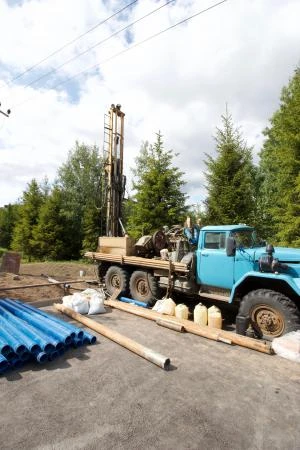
0;306;299;450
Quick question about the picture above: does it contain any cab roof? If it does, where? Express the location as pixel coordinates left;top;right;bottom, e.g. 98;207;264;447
201;225;254;232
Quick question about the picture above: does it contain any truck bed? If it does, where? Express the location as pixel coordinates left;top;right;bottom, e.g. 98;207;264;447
84;252;189;273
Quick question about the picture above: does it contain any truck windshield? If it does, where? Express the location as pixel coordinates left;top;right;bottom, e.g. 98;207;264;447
231;229;265;249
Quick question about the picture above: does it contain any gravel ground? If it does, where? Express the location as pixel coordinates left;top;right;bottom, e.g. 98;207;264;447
0;303;300;450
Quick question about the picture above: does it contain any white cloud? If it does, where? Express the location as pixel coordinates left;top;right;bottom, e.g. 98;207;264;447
0;0;299;207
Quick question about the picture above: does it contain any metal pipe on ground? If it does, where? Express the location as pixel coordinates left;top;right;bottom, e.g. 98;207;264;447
105;299;273;355
54;303;171;370
0;279;98;291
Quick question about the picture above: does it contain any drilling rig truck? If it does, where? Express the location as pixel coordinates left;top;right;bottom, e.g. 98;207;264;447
85;104;300;340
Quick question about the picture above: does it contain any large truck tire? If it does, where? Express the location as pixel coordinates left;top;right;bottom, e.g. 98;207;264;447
129;270;160;306
104;265;129;296
238;289;300;340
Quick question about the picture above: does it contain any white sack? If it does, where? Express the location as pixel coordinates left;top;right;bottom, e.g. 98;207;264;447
88;294;106;315
62;295;74;309
72;293;89;314
272;331;300;363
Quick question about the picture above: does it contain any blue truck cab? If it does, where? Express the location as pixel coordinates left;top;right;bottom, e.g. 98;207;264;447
195;225;300;338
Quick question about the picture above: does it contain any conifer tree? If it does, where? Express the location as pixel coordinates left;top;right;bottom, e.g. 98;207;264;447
0;203;19;249
127;132;187;237
11;179;46;259
204;110;256;225
32;187;69;260
259;67;300;246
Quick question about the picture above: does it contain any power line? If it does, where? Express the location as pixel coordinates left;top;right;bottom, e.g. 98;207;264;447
17;0;175;92
13;0;229;110
10;0;138;84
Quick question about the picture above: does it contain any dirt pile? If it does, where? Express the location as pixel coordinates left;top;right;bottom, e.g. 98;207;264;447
0;262;97;302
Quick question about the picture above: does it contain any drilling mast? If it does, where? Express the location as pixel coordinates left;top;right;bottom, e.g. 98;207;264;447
103;104;126;237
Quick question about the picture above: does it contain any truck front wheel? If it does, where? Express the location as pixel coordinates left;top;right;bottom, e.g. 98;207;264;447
104;265;129;296
238;289;300;339
129;271;160;306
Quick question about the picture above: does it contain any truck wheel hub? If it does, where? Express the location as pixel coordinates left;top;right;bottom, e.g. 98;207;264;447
251;305;284;337
111;275;120;288
136;279;148;296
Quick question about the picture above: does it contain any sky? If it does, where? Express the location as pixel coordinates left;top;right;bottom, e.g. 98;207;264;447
0;0;299;208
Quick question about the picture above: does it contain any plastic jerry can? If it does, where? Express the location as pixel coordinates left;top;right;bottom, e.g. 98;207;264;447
161;298;176;316
194;303;208;326
207;305;222;329
175;304;189;320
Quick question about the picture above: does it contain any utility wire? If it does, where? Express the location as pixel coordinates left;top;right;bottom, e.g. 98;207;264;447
10;0;138;83
13;0;229;110
17;0;175;92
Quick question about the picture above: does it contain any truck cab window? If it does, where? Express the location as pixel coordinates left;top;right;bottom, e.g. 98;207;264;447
204;232;226;249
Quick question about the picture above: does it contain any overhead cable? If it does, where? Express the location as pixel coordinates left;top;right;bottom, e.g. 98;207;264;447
13;0;229;110
17;0;175;91
10;0;139;83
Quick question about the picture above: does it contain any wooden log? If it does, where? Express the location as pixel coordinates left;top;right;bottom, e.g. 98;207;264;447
105;299;273;355
53;303;171;370
84;251;189;273
156;318;185;332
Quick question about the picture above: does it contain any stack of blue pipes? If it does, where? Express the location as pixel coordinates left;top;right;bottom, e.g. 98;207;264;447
0;298;96;374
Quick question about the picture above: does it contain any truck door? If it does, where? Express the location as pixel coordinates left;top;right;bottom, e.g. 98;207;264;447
197;231;234;289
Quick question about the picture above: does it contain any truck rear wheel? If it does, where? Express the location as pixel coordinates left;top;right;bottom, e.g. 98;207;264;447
104;265;129;296
238;289;300;340
129;271;159;306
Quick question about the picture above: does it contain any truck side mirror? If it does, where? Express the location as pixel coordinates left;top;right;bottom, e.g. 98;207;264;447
226;237;236;257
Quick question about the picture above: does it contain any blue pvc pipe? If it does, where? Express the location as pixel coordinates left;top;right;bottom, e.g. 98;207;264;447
0;335;13;357
0;303;58;354
72;338;83;348
0;324;27;355
0;306;41;354
58;348;65;357
48;351;59;361
119;296;149;308
82;331;97;345
5;351;16;362
0;354;9;371
34;351;48;364
20;351;31;362
0;300;72;346
13;300;84;338
10;357;23;369
6;300;76;339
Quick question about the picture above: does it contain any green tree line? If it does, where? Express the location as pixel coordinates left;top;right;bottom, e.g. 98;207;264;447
0;68;299;259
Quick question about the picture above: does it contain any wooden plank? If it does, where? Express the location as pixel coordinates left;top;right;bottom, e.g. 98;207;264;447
85;252;189;273
54;303;171;370
105;299;273;355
